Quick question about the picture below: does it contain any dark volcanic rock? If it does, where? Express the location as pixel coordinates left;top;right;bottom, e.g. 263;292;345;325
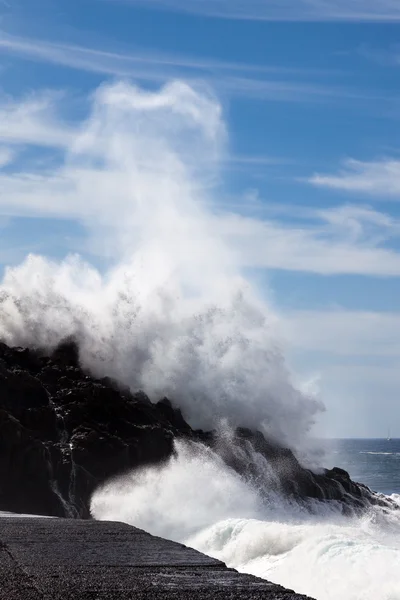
0;342;185;517
0;341;396;518
214;427;396;514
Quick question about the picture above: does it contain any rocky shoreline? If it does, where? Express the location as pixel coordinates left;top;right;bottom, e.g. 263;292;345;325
0;339;396;518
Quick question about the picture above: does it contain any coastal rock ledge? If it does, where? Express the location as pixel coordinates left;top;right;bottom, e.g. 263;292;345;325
0;339;396;519
0;517;313;599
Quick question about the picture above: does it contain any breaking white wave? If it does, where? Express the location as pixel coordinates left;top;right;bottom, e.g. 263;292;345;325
360;452;400;456
92;440;400;600
190;516;400;600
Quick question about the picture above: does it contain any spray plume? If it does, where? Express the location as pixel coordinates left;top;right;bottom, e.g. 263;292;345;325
0;79;322;448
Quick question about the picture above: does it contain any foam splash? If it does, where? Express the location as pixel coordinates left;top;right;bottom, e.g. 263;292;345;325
190;517;400;600
91;440;263;541
92;440;400;600
0;79;321;448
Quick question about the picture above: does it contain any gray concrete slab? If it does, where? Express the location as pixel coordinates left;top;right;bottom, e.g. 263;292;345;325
0;518;313;599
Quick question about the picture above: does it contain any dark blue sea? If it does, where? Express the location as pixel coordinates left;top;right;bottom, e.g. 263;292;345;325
325;438;400;495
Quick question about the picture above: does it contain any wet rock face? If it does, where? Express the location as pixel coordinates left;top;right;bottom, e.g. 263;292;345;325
0;341;182;517
0;340;396;518
210;426;397;515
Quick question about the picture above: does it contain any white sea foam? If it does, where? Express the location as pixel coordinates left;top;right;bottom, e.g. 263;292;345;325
191;517;400;600
92;440;400;600
360;451;400;456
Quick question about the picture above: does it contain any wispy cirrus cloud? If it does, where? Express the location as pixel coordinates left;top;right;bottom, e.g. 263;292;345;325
0;32;323;79
0;32;376;105
220;76;369;103
110;0;400;21
218;205;400;276
0;91;74;149
0;32;273;79
309;158;400;198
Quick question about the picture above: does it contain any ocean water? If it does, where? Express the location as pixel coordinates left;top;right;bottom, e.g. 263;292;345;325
92;437;400;600
326;438;400;495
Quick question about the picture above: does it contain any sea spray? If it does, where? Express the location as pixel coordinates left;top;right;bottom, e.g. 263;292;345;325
92;440;264;541
91;440;400;600
0;79;322;451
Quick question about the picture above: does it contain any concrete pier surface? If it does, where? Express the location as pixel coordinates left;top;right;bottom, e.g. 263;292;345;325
0;518;313;599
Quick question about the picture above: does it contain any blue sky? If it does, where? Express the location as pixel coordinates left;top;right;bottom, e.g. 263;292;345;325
1;0;400;437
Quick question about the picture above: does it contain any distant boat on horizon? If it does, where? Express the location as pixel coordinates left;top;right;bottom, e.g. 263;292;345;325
387;428;391;441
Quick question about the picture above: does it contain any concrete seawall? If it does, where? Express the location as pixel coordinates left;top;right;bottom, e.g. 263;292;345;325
0;518;314;599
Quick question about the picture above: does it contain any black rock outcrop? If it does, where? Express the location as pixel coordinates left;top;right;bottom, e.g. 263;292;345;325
0;340;396;518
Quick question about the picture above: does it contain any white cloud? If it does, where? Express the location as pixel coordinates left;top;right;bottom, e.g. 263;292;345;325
281;308;400;437
217;205;400;276
283;309;400;357
2;177;400;276
220;76;360;103
0;32;247;79
0;32;305;79
309;158;400;198
0;147;14;167
315;204;398;242
0;92;75;149
111;0;400;21
0;85;400;276
0;32;366;105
